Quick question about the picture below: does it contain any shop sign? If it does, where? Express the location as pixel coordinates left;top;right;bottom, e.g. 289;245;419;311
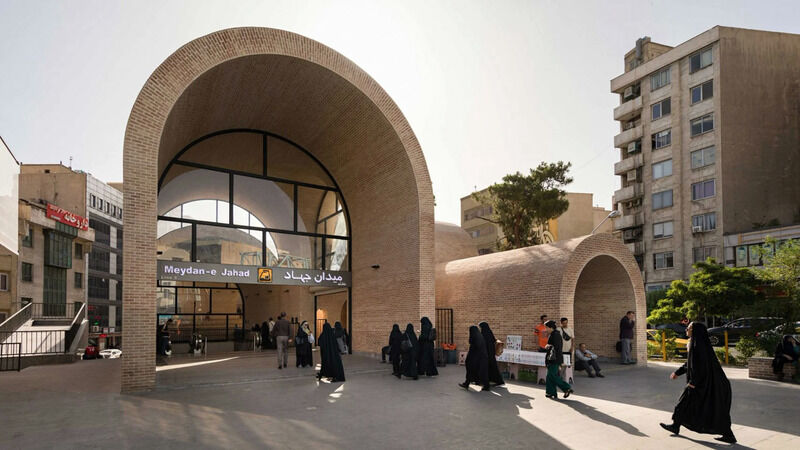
46;203;89;230
157;260;351;287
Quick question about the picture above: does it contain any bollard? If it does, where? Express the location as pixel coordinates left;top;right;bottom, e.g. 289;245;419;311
662;329;667;361
724;330;729;364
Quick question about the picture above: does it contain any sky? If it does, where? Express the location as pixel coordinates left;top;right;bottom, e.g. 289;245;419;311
2;0;800;225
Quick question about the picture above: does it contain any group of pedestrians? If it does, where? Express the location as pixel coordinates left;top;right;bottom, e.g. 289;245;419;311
382;317;439;380
460;322;505;391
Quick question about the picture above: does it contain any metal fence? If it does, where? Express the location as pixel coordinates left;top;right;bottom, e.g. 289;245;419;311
0;343;21;372
0;330;67;356
435;308;454;345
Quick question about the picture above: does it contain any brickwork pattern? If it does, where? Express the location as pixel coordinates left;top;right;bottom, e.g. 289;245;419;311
436;234;646;363
748;356;798;382
123;28;434;392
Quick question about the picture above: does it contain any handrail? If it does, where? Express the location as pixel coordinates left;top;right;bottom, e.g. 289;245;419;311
64;303;87;352
0;303;33;334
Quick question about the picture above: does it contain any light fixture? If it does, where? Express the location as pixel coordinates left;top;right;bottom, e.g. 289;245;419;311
371;264;380;269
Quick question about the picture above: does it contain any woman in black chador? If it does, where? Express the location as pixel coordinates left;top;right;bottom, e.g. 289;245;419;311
460;325;490;391
295;321;313;368
389;324;404;378
660;322;736;444
260;321;269;352
400;323;419;380
334;322;348;354
417;317;439;377
479;322;504;386
317;322;345;382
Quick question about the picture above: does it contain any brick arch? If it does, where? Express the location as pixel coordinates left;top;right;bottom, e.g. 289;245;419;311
122;28;434;392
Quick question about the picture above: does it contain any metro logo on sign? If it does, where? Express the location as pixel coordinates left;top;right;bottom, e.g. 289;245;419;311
258;268;273;283
46;203;89;231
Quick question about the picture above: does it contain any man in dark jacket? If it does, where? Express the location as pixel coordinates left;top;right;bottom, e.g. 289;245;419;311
619;311;635;364
271;312;291;369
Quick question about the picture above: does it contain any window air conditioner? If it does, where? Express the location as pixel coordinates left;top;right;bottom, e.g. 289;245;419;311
692;226;703;233
628;141;642;153
624;86;634;100
91;325;100;333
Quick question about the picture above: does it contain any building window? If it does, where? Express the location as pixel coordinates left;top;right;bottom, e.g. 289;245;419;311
691;80;713;104
691;179;715;200
690;113;714;136
21;262;33;282
118;208;123;219
654;251;674;270
690;146;715;169
44;230;73;269
652;190;673;210
21;227;33;247
0;272;8;291
90;219;111;245
693;246;716;263
88;276;110;300
651;98;671;121
650;67;670;91
116;253;123;275
105;202;110;214
464;205;493;222
691;212;717;232
690;47;713;73
75;243;83;259
98;198;104;211
116;281;123;300
89;249;110;272
116;228;123;249
652;159;673;179
74;272;83;289
653;221;674;239
90;194;96;208
652;129;671;150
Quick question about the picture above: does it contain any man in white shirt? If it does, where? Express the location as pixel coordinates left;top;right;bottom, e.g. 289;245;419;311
575;343;604;378
559;317;575;380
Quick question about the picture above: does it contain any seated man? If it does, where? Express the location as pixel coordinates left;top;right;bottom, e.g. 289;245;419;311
575;343;604;378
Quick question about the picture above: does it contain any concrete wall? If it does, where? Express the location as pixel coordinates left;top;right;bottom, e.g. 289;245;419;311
19;165;87;217
719;27;800;234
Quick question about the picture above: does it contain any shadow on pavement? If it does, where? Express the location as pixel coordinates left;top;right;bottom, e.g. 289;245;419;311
557;398;648;437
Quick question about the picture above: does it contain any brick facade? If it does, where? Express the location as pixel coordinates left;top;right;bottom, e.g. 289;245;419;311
436;233;647;363
748;356;798;382
123;28;434;392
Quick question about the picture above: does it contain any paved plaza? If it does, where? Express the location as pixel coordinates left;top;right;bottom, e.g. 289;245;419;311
1;352;798;449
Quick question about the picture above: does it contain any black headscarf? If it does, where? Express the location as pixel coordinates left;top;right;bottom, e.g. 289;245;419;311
465;325;489;387
401;323;420;378
334;321;345;338
672;322;732;435
318;322;345;381
389;324;403;349
479;322;504;385
420;317;434;341
545;320;563;366
418;317;438;376
404;324;419;352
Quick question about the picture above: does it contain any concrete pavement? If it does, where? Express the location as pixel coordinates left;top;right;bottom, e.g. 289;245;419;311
0;352;798;449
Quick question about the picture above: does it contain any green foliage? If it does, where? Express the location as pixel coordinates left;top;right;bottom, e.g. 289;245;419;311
646;288;668;317
648;259;760;322
756;332;783;356
472;161;573;250
714;348;739;366
736;336;759;362
753;238;800;323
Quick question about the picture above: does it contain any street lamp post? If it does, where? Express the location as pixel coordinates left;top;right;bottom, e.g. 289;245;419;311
591;210;621;234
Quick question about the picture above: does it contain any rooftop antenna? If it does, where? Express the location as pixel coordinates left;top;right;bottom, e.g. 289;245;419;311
69;156;73;169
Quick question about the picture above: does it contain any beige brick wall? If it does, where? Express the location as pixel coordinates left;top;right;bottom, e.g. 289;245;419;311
748;356;797;381
123;28;434;392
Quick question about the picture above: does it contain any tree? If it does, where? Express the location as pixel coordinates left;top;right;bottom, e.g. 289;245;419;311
752;237;800;324
647;259;761;324
472;161;572;250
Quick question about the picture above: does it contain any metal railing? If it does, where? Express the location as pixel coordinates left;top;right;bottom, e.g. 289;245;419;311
0;343;22;371
435;308;454;345
0;303;33;334
0;330;67;356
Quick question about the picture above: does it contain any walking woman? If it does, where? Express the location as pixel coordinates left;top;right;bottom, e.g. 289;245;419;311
317;322;345;382
479;322;504;386
389;324;404;378
544;320;573;399
295;321;314;368
400;323;419;380
418;317;439;377
460;325;490;391
334;321;348;354
260;321;269;352
660;322;736;443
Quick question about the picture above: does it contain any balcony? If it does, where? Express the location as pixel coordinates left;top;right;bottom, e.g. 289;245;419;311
614;124;643;148
614;153;644;175
614;96;643;122
613;212;644;231
613;183;644;203
626;241;645;256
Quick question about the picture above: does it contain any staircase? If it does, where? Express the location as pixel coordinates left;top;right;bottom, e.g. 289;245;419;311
0;302;88;371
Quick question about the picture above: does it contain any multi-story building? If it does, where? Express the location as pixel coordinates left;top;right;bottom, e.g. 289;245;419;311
0;136;20;322
461;190;613;254
18;164;123;347
610;27;800;291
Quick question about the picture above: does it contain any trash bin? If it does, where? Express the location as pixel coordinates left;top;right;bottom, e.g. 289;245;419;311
446;349;458;364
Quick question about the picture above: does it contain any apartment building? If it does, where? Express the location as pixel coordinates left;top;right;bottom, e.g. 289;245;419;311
610;27;800;291
461;190;613;254
0;137;20;322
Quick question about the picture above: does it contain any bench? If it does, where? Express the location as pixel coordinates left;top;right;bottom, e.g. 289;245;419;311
748;356;798;382
498;349;573;384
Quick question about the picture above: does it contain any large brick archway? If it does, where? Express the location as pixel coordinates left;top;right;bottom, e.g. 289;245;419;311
435;232;646;362
122;28;434;392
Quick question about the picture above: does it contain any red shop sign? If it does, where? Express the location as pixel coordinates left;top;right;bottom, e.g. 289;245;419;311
46;203;89;231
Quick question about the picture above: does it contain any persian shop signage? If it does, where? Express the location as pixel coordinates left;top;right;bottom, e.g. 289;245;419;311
46;203;89;231
157;261;351;287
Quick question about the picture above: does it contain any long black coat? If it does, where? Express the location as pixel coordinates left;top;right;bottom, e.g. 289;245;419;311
671;323;732;435
400;324;419;378
546;328;564;367
772;335;798;374
465;326;489;387
389;324;403;373
418;317;438;376
295;323;313;368
480;322;504;385
318;323;345;382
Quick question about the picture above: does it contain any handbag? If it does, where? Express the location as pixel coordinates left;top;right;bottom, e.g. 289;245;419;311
494;340;504;357
308;333;315;345
401;333;412;352
562;328;571;341
546;346;557;363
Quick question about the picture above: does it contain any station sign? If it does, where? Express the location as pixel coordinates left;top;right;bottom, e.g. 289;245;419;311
46;203;89;231
157;260;351;287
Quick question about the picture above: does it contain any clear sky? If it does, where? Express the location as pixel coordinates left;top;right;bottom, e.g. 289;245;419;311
2;0;799;224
